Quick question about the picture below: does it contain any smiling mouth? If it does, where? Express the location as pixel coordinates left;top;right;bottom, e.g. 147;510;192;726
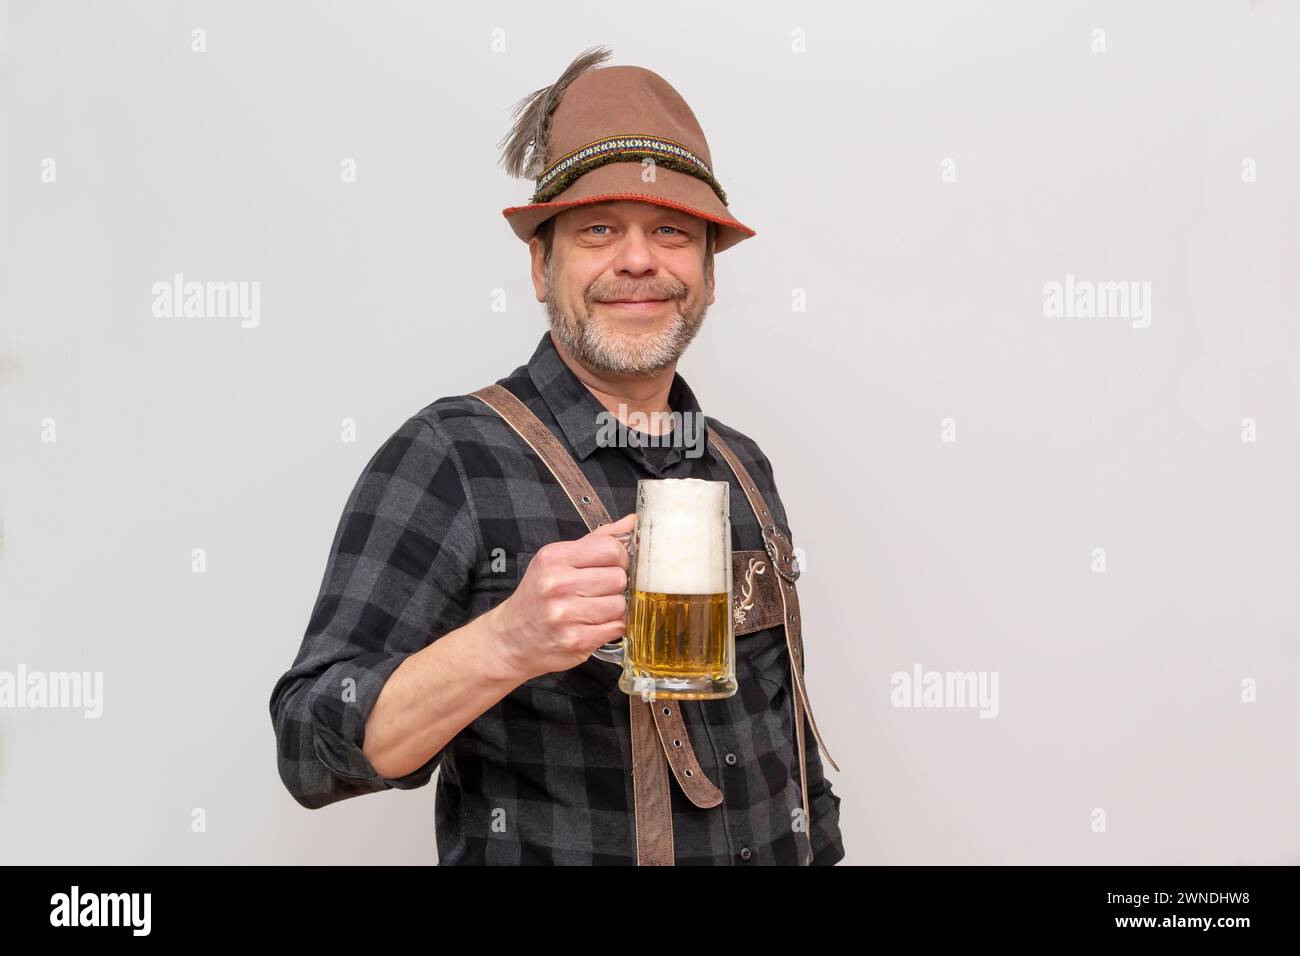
598;299;670;308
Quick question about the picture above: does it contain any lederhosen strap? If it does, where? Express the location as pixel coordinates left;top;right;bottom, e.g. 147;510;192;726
704;429;841;866
471;383;838;865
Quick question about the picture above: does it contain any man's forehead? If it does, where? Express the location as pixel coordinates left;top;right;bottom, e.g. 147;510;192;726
562;201;700;225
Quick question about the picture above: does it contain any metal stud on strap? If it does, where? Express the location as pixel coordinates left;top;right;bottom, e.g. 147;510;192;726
761;523;801;583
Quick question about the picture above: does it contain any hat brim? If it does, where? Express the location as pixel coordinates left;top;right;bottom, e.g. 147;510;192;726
502;161;755;253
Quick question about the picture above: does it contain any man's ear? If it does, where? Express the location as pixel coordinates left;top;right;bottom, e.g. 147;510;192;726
529;236;547;303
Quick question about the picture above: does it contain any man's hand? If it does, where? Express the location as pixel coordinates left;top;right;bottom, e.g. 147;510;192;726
487;513;636;683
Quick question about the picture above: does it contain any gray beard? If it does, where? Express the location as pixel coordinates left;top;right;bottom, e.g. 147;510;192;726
544;288;708;377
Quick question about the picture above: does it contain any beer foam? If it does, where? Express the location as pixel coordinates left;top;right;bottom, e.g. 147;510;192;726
634;479;730;595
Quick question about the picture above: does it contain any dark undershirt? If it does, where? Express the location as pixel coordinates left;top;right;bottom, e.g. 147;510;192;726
624;402;677;472
639;434;675;471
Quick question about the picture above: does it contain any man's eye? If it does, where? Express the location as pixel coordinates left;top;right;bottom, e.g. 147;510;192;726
583;225;685;237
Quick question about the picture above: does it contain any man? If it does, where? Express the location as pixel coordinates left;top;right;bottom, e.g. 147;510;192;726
269;46;844;865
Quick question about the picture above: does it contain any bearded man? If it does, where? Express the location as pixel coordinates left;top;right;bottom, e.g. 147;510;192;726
270;46;844;866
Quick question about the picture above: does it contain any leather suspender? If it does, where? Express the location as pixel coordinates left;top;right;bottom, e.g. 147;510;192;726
471;384;837;865
704;430;841;865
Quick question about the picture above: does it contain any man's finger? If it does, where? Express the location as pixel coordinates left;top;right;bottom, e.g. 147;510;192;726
570;514;635;569
571;565;629;598
592;513;636;537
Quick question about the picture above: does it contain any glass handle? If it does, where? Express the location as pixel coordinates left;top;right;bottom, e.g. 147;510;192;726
592;530;633;665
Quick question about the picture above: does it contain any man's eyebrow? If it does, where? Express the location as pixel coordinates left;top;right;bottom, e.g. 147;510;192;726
570;213;696;229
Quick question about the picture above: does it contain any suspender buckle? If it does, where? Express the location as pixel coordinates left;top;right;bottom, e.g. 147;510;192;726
761;524;801;583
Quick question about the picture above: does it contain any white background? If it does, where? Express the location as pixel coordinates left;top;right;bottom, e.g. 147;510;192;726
2;0;1297;864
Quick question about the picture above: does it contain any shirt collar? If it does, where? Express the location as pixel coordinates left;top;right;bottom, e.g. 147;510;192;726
526;331;712;464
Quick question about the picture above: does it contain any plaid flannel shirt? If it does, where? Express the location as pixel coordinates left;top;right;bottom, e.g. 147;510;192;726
269;331;845;865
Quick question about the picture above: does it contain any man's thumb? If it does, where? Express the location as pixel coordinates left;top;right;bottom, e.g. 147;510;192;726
593;512;636;537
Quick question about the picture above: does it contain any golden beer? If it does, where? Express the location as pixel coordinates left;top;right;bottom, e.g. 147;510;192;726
626;590;731;681
593;478;736;700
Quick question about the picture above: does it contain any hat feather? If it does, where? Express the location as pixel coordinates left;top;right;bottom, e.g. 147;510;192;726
498;45;613;180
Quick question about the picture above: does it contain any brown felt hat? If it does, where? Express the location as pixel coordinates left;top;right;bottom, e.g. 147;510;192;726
498;46;756;253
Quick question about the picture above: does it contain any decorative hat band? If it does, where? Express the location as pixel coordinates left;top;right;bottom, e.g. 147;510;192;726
530;133;729;207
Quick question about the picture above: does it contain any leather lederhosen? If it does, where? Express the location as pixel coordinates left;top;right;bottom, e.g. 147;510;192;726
472;384;839;865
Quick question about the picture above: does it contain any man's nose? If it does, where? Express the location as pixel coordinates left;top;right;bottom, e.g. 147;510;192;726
610;228;659;276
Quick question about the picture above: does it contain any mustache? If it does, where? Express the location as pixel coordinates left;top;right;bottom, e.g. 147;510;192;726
587;280;688;303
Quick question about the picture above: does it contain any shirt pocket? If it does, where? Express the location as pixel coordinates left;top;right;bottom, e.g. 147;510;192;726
737;649;793;739
735;653;798;799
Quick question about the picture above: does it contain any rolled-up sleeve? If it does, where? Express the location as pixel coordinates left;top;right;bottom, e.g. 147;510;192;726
270;414;480;809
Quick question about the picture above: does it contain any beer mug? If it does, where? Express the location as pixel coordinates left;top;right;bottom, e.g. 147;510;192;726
593;478;736;701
